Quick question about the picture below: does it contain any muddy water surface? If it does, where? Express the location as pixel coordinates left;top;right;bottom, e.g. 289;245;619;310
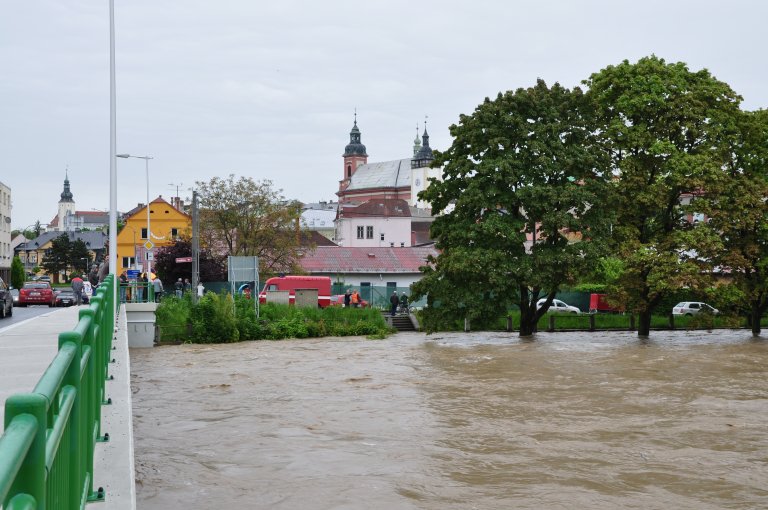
131;330;768;509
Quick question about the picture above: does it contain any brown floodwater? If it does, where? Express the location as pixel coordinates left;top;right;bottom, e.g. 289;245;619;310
131;330;768;509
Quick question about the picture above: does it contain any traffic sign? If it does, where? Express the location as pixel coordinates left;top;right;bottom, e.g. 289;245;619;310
175;256;193;263
144;240;154;250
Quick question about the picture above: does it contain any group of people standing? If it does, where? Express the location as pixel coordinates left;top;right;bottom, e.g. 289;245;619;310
117;273;205;303
118;271;163;303
70;274;93;306
389;291;409;317
343;289;362;308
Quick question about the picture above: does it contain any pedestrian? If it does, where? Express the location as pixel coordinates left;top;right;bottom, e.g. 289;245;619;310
184;278;192;293
344;289;351;308
119;272;128;303
153;277;164;302
197;282;205;297
83;277;93;304
351;290;360;308
137;273;145;303
400;292;409;313
175;278;183;298
389;291;399;317
71;275;84;306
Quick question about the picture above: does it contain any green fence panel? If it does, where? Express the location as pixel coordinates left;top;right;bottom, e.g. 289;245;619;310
0;274;114;509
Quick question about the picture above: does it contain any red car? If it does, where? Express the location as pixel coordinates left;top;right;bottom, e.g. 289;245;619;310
18;282;57;307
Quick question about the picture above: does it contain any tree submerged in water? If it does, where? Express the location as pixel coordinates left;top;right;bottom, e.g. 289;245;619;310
413;79;611;336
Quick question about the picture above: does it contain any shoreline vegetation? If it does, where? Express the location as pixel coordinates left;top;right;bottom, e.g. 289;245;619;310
154;293;765;344
154;293;392;344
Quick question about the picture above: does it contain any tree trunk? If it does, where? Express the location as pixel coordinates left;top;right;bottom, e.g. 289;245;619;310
637;310;652;337
519;306;537;337
751;305;762;337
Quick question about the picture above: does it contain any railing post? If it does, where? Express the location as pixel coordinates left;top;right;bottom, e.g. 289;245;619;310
548;315;555;332
589;314;595;331
506;315;513;332
3;394;47;509
464;317;470;332
59;331;85;510
669;313;675;330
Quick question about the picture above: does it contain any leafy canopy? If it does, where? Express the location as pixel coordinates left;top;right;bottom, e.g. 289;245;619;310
413;79;611;334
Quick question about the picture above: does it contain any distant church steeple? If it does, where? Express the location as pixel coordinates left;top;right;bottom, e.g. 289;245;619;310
411;117;434;169
57;169;77;232
60;169;74;203
340;110;369;190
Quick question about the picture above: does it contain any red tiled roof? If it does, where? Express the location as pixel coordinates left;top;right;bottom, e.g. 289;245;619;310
300;246;437;273
341;199;411;218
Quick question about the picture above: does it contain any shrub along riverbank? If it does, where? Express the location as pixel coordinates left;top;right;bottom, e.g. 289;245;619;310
155;293;392;343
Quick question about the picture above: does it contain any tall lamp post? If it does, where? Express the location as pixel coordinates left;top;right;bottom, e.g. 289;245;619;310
116;154;154;276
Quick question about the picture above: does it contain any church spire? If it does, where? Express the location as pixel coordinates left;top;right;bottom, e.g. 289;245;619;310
411;116;434;169
60;169;74;203
344;109;367;157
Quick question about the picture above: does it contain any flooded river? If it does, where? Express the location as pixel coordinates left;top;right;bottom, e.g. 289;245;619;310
131;330;768;509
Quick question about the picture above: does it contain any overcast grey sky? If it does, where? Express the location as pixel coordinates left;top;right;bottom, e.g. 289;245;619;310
2;0;766;229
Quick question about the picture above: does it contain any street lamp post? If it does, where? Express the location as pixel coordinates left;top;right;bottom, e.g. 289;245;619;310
116;154;154;276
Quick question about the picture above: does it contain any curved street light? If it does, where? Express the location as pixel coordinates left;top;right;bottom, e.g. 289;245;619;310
116;154;153;276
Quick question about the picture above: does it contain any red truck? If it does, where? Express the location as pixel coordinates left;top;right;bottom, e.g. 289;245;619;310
258;276;332;308
589;293;624;314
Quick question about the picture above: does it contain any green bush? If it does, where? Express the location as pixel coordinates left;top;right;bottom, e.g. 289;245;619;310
155;294;192;342
190;292;239;343
154;294;392;343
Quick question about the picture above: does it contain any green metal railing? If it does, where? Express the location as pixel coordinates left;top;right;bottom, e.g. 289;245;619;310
0;275;115;509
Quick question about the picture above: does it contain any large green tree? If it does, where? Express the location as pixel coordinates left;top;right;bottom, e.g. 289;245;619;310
195;175;305;276
413;80;611;336
70;239;91;276
704;109;768;335
41;234;72;283
585;56;742;336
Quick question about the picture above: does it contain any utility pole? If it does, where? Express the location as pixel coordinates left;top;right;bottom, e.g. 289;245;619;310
191;190;200;302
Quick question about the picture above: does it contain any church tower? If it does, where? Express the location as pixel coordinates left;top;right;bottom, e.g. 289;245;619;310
339;113;368;193
411;123;434;169
57;171;77;231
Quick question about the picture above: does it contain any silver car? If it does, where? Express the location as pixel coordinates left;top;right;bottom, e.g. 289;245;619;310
537;298;580;314
672;302;719;316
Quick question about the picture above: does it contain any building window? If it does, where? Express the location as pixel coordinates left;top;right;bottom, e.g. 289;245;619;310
357;226;364;239
141;228;148;239
122;256;135;268
171;228;179;237
366;226;374;239
400;242;405;247
347;165;352;178
380;233;385;241
390;242;394;247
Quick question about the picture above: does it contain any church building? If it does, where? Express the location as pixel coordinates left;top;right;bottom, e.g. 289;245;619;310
336;116;441;210
48;173;109;232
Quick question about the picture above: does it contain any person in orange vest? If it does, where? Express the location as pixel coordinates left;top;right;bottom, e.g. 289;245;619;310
351;290;360;308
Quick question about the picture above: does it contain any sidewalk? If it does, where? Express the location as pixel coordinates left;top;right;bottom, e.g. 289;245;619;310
0;304;136;510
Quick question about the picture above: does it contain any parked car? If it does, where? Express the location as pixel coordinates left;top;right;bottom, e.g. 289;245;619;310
55;288;76;307
329;294;369;308
18;282;56;307
0;277;13;318
10;288;19;305
672;302;719;316
38;275;51;282
537;298;581;314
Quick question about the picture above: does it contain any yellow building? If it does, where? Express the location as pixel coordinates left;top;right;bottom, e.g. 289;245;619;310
117;196;191;272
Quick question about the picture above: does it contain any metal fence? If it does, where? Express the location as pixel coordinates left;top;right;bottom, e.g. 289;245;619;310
0;275;115;509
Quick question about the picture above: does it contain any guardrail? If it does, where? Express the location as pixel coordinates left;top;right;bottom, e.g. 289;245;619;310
0;275;115;509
